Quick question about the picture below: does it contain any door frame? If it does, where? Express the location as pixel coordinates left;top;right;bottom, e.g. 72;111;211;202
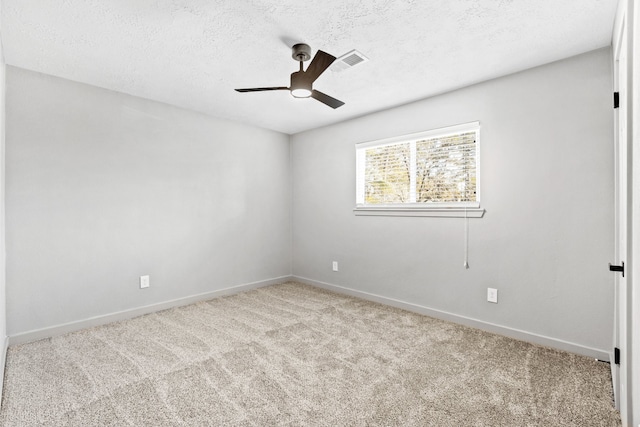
612;1;639;425
629;1;640;425
612;7;628;419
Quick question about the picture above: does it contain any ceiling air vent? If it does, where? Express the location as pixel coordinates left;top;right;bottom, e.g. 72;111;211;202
331;50;369;72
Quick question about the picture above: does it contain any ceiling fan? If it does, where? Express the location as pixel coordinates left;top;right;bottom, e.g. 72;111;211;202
235;43;345;109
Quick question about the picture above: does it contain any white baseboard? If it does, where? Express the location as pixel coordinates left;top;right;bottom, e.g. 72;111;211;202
9;275;293;346
294;275;610;361
8;274;610;362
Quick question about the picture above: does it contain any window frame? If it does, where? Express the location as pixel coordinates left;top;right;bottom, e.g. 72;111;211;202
354;121;484;218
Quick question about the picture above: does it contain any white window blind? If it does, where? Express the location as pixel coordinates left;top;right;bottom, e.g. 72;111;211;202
356;122;480;214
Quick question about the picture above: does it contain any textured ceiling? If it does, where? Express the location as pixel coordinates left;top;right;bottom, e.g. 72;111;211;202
1;0;619;135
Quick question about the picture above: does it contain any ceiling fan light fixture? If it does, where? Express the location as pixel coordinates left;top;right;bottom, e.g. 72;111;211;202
290;71;312;98
291;87;312;98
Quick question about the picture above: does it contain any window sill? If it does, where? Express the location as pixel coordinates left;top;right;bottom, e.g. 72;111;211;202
353;207;485;218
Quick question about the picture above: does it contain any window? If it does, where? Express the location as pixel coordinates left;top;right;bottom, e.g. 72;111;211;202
355;122;483;217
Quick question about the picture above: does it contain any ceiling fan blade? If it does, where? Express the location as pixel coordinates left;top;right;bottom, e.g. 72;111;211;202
235;87;288;92
303;50;336;83
311;90;344;109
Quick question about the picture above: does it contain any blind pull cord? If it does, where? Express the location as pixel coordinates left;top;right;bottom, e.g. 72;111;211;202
464;206;470;269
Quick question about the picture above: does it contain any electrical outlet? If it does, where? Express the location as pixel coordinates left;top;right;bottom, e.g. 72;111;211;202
332;261;339;272
487;288;498;303
140;275;150;289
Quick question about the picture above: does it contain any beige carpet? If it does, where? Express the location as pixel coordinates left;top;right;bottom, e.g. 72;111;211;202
0;282;621;426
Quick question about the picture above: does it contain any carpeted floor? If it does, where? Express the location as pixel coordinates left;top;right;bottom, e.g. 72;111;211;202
0;282;621;426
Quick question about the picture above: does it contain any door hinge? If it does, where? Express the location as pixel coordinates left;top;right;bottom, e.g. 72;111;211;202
609;262;624;277
614;92;620;109
615;347;620;365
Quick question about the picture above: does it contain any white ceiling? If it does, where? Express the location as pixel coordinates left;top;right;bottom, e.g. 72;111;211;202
1;0;619;135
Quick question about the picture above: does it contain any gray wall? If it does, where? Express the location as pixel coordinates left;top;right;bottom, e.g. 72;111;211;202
291;48;614;353
4;48;616;356
6;66;291;336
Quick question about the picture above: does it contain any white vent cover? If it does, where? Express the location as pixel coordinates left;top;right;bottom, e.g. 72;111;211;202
331;49;369;72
